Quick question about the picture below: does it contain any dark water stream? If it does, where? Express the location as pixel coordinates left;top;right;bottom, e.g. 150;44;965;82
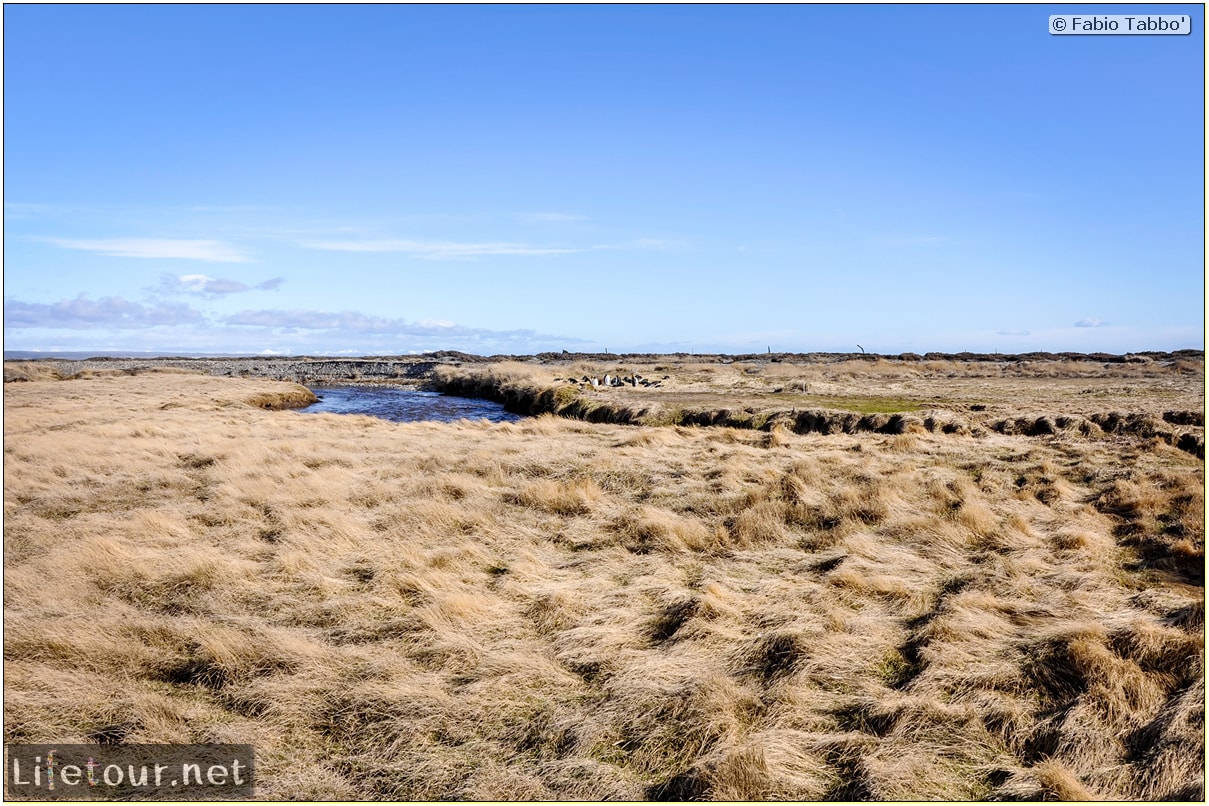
300;386;522;424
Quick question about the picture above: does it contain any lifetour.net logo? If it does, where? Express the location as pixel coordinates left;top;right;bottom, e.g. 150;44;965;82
5;744;254;800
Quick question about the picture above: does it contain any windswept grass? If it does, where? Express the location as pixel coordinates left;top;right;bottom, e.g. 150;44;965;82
243;387;320;410
4;371;1203;800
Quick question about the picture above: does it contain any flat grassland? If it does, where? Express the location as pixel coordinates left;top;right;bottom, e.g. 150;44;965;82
3;358;1204;800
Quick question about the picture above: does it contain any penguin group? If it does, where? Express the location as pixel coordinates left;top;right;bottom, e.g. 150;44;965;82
554;373;666;389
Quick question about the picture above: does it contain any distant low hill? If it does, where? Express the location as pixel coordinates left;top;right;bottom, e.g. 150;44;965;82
5;348;1204;363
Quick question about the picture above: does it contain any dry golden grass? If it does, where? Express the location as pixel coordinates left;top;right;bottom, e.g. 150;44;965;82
436;357;1205;461
3;370;1204;800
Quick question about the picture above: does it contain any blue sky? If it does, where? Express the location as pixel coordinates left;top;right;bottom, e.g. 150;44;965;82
4;4;1204;355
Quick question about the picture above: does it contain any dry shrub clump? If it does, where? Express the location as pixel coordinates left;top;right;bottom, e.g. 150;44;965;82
4;372;1204;800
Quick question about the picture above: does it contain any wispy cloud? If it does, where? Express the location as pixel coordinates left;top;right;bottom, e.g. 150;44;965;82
46;238;252;263
224;309;404;331
300;239;579;259
160;274;285;296
996;329;1031;336
5;296;204;329
180;274;247;294
5;202;67;221
4;296;589;354
301;236;685;259
1074;318;1109;328
589;238;686;251
221;307;590;351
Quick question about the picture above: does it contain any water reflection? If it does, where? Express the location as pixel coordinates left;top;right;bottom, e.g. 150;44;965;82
300;385;522;424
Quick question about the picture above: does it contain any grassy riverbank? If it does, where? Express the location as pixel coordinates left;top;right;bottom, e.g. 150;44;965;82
3;365;1204;799
432;359;1205;456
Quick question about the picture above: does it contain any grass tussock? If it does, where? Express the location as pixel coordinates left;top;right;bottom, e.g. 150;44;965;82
1095;469;1205;584
4;372;1203;800
507;477;604;516
243;385;320;410
5;361;67;382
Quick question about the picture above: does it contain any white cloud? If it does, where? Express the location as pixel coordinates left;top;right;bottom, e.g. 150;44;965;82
4;296;590;355
46;238;252;263
5;296;204;329
224;309;399;331
217;307;590;353
179;274;226;292
1074;318;1109;328
300;239;579;259
162;274;284;296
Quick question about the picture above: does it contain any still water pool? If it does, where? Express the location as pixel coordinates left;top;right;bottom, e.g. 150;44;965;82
300;385;522;424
